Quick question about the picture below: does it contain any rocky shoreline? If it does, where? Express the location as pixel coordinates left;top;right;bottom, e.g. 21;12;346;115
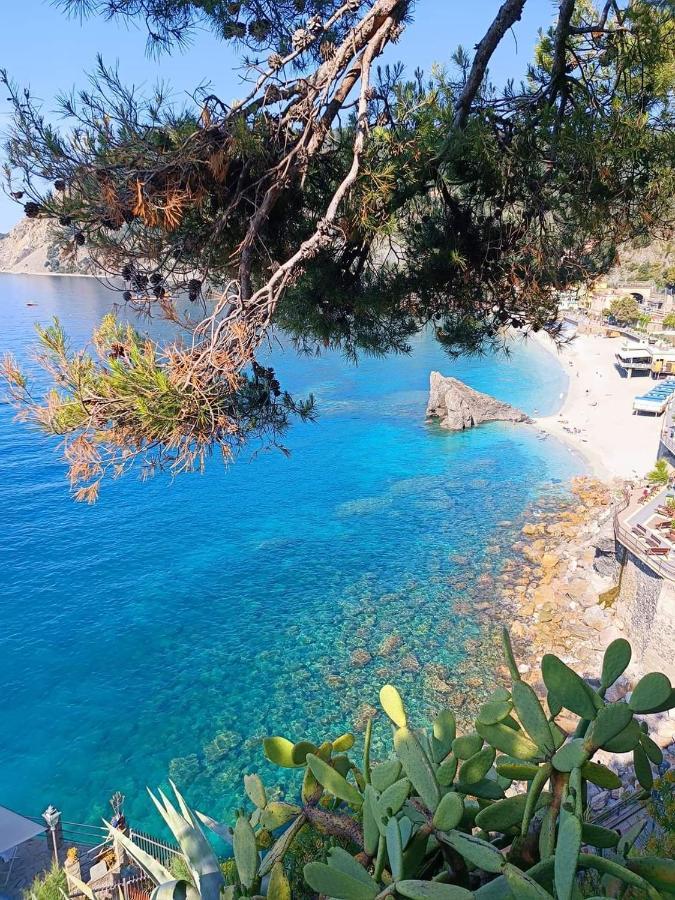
494;474;674;778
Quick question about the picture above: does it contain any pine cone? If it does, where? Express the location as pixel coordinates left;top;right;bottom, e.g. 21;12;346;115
268;52;283;70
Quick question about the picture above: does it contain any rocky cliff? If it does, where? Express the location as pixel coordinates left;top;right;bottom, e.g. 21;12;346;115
426;372;530;431
0;218;97;275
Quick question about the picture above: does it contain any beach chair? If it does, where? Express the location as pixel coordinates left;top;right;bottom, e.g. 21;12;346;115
654;520;672;530
634;523;648;536
647;546;670;556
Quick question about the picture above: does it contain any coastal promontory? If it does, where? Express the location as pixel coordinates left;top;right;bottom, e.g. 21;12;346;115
426;371;530;431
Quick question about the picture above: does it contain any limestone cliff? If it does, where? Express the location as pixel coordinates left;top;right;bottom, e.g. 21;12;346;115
426;372;530;431
0;218;97;275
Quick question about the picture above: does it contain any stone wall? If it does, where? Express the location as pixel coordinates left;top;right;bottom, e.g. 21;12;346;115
615;548;675;681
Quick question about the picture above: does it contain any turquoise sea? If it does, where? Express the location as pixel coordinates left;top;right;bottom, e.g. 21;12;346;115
0;274;583;831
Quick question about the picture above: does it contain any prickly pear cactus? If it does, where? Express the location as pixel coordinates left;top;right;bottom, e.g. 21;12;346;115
107;633;675;899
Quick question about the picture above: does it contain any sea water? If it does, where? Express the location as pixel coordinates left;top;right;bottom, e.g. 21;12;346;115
0;274;582;830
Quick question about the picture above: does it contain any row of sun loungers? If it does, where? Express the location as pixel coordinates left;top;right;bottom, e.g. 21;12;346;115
633;378;675;415
631;519;673;555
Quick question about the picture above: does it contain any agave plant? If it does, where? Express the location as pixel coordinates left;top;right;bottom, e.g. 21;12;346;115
105;631;675;898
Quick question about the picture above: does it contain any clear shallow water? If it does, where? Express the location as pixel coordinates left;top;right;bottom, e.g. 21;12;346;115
0;274;582;830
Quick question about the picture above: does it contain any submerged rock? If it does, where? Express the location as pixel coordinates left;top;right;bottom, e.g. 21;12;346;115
426;372;529;431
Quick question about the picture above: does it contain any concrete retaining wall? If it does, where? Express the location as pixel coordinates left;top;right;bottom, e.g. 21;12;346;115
615;548;675;681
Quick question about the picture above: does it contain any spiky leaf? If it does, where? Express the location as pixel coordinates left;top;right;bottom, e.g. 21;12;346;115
581;823;620;849
475;792;550;831
586;703;633;750
333;732;355;752
603;718;642;753
478;701;513;726
503;863;554;898
437;753;458;787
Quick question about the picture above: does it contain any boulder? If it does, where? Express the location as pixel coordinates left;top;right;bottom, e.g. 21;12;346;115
426;372;530;431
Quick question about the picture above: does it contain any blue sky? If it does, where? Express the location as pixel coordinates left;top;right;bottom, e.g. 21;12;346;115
0;0;556;231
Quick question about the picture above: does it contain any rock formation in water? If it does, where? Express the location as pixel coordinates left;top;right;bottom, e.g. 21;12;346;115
426;371;530;431
0;218;98;275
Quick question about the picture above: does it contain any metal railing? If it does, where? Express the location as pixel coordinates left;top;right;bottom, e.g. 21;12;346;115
128;830;183;869
614;491;675;581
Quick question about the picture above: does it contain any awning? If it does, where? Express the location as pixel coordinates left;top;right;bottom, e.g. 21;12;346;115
0;805;46;855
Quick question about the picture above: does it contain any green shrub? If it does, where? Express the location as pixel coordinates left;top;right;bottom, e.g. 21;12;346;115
23;862;67;900
106;632;675;899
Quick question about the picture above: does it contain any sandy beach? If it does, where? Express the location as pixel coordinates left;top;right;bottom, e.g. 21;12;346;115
531;331;663;480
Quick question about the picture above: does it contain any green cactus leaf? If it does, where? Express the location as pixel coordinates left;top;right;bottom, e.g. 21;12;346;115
396;881;474;898
554;812;582;900
475;721;540;760
541;655;599;720
452;733;483;760
602;718;642;753
233;814;258;890
386;816;403;881
260;802;300;831
432;710;457;762
243;774;267;809
552;739;589;772
262;737;303;768
580;761;621;789
267;861;291;900
639;732;664;765
503;863;554;898
394;726;441;813
475;791;550;831
380;684;407;728
586;702;633;750
370;759;402;792
301;764;321;803
440;830;505;874
378;778;411;818
332;732;355;752
639;687;675;714
437;752;458;786
629;672;673;713
303;861;377;899
495;760;540;780
511;681;556;754
458;747;496;784
581;823;620;849
600;639;632;690
520;763;551;837
306;754;362;808
625;857;675;893
633;743;654;790
432;791;465;831
547;693;563;717
457;778;505;801
332;754;351;778
362;786;380;855
538;805;557;861
290;741;318;765
477;700;513;726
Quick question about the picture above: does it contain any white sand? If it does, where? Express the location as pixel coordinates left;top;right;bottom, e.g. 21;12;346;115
532;332;663;480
